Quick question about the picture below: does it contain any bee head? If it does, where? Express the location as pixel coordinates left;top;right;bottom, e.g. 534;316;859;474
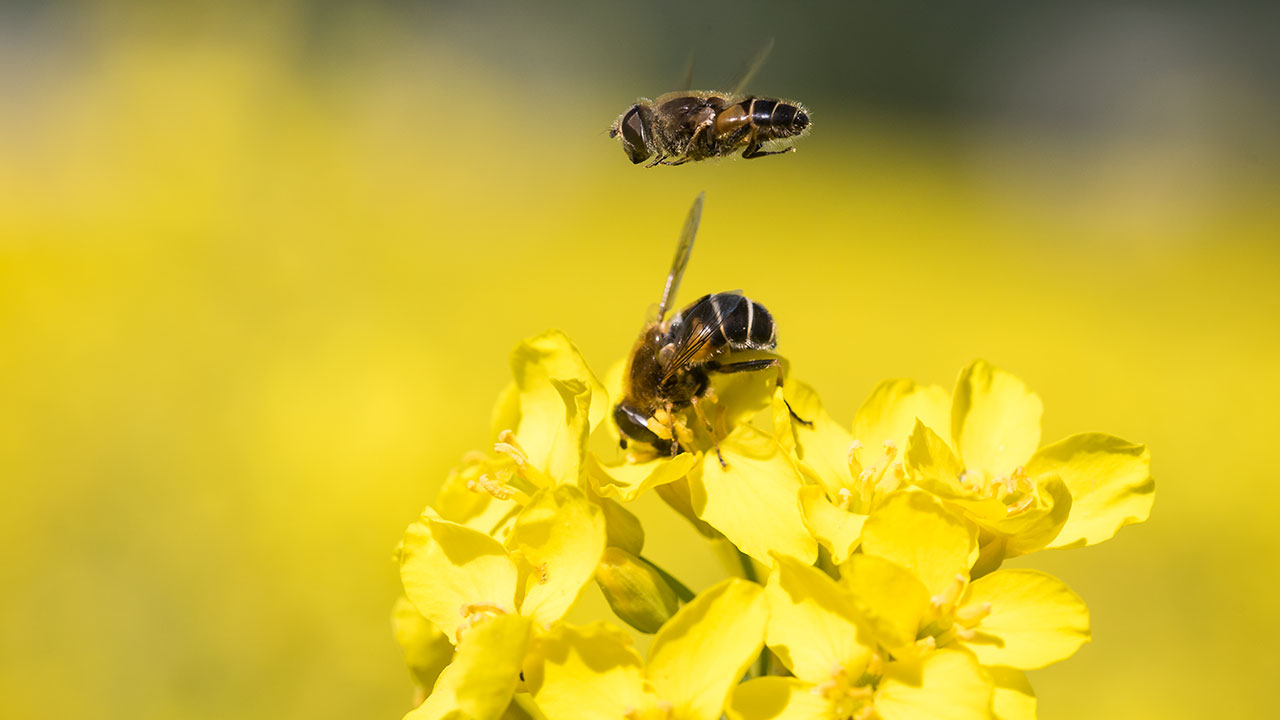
611;104;653;164
613;402;670;453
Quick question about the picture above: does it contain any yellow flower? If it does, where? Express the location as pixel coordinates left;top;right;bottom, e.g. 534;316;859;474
396;485;606;718
905;360;1153;563
391;597;455;706
853;491;1090;671
526;578;768;720
728;554;994;720
404;614;532;720
779;379;950;564
399;485;605;642
433;330;610;541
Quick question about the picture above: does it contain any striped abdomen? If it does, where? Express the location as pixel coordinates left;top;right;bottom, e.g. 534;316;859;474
713;97;810;139
667;292;777;362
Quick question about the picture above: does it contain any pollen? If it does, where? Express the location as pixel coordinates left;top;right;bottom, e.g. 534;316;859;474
493;430;554;487
815;662;875;719
466;471;531;504
455;601;509;643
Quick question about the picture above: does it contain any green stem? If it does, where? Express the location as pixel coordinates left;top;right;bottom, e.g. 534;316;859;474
640;554;696;604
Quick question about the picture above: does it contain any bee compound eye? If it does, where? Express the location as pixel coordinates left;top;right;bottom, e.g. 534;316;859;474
614;403;660;445
620;107;651;164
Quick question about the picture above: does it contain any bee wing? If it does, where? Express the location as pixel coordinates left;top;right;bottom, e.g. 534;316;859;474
729;37;774;96
678;50;696;92
659;293;747;385
657;192;705;320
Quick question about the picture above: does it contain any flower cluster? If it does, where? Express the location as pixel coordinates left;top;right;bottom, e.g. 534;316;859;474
392;331;1154;720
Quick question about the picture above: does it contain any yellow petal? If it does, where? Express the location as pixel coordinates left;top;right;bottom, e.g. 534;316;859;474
798;485;866;565
765;554;872;683
490;381;521;443
507;486;606;627
1026;433;1154;549
875;649;994;720
951;360;1042;478
392;596;455;695
859;490;978;597
689;426;817;564
399;513;518;642
726;677;831;720
525;622;649;720
905;422;994;509
783;381;857;498
989;667;1036;720
649;578;768;720
959;569;1090;669
998;474;1072;558
853;379;951;473
406;614;532;720
586;452;697;503
510;331;608;481
841;554;931;657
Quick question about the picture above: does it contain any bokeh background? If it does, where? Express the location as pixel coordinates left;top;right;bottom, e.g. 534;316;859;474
2;1;1277;718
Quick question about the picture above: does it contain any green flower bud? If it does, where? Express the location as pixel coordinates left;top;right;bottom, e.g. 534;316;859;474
595;547;680;634
596;496;645;555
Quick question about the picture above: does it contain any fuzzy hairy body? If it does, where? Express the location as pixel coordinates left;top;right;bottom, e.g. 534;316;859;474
614;292;778;450
610;91;811;166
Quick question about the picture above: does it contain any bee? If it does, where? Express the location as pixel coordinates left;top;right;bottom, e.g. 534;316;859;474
609;40;811;166
613;193;805;464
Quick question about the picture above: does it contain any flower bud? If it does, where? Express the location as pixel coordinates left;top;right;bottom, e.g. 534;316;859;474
595;496;645;556
594;547;680;634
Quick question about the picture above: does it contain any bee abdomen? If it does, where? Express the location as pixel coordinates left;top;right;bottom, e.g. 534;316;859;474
675;292;777;355
748;98;810;138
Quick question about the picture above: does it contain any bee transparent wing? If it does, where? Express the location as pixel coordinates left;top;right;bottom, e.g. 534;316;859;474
729;37;774;96
678;50;696;92
657;192;705;320
660;293;747;385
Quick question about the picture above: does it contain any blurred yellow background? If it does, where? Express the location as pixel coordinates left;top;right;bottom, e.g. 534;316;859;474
2;2;1277;718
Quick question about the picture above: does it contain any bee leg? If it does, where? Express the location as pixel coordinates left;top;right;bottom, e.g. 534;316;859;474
745;147;795;159
741;128;795;159
645;153;667;168
690;395;727;468
708;358;814;427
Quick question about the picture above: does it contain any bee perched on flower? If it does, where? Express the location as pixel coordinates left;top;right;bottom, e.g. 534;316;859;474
391;198;1154;720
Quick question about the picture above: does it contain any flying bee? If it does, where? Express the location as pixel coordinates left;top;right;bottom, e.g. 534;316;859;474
609;40;811;166
613;192;806;465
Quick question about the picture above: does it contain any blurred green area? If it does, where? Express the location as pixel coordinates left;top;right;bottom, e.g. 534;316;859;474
1;3;1277;719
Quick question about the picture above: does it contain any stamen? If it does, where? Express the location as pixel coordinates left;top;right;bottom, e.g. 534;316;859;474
466;472;531;504
883;440;897;461
493;431;553;487
955;601;993;628
1006;493;1035;515
454;601;509;643
930;574;967;613
837;487;854;510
